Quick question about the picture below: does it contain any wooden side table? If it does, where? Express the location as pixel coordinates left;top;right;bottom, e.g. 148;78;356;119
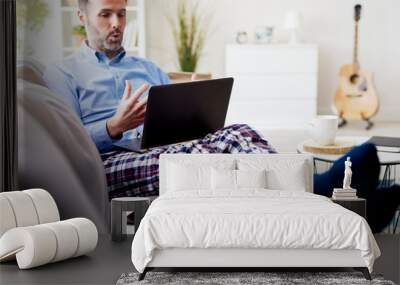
111;197;154;242
331;197;367;219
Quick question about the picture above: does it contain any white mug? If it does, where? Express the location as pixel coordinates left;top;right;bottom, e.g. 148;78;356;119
307;115;338;146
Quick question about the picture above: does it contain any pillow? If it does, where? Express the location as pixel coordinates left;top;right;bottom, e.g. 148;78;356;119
265;162;306;191
211;169;236;190
167;162;211;191
237;158;307;191
211;169;267;190
237;169;267;189
166;159;236;193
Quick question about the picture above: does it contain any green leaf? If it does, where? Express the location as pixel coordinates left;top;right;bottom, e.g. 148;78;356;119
168;0;210;72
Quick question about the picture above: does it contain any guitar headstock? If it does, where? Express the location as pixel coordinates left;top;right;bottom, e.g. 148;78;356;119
354;4;362;22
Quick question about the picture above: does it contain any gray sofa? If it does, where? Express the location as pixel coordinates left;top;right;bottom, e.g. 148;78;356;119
17;61;109;234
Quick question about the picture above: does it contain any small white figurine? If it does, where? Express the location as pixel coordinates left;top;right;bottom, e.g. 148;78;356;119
343;157;353;189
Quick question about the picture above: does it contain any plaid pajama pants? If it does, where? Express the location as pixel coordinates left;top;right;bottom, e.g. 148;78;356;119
101;124;276;199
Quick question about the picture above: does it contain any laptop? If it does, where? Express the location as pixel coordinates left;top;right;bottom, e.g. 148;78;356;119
113;77;234;152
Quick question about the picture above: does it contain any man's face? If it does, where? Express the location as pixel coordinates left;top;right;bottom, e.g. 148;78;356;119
80;0;127;52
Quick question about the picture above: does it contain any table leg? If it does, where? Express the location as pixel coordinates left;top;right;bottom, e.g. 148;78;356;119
134;202;149;234
111;200;124;242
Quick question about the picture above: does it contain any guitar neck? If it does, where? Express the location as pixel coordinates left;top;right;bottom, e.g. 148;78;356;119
353;21;359;71
352;5;362;72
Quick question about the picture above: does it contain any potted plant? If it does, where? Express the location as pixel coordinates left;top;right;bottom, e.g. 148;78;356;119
72;25;87;47
168;0;212;83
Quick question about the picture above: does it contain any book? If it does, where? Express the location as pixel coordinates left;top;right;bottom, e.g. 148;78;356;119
332;187;358;200
333;192;358;197
333;188;357;193
332;195;359;200
332;193;358;198
367;136;400;153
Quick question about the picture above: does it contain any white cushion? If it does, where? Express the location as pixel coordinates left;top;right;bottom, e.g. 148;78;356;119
0;196;17;237
211;168;236;190
0;189;60;238
237;169;267;189
237;158;307;191
211;169;267;191
266;162;307;191
23;189;60;224
0;218;97;269
42;221;78;262
65;218;98;257
166;160;235;192
160;154;313;194
0;226;57;268
167;163;211;191
0;189;98;269
0;191;40;227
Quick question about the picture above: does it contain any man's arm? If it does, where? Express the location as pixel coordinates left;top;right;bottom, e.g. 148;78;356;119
44;66;150;152
43;64;118;152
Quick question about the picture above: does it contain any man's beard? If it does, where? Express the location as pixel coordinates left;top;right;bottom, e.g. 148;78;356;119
102;29;123;51
87;23;123;52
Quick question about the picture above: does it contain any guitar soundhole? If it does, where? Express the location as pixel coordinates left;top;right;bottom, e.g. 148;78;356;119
350;74;359;84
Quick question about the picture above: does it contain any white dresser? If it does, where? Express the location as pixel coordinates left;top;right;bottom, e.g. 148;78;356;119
225;44;318;130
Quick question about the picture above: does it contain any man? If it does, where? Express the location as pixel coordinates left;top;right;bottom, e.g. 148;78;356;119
44;0;275;198
44;0;170;153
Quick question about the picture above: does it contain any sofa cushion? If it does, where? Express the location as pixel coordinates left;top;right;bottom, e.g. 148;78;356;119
17;80;109;233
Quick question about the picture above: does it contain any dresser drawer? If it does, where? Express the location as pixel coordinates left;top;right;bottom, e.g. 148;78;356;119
226;44;318;74
229;74;317;100
226;99;317;128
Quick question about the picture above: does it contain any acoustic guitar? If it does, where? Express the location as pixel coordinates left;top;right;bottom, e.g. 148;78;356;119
334;4;379;130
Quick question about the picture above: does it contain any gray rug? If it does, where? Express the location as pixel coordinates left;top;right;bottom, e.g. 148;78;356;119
116;272;396;285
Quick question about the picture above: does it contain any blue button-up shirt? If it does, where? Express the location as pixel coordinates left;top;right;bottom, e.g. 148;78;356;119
43;43;170;152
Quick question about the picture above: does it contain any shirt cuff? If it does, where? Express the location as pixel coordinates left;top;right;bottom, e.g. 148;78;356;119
136;124;144;138
87;119;119;152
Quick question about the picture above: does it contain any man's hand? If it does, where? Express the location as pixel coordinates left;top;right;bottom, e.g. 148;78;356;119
106;81;149;139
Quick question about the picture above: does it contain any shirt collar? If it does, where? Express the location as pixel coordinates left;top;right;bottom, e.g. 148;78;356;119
80;41;126;64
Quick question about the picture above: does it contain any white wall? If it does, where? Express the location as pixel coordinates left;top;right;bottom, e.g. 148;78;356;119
146;0;400;122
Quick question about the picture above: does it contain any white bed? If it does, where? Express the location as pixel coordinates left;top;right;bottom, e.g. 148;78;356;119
131;154;380;280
